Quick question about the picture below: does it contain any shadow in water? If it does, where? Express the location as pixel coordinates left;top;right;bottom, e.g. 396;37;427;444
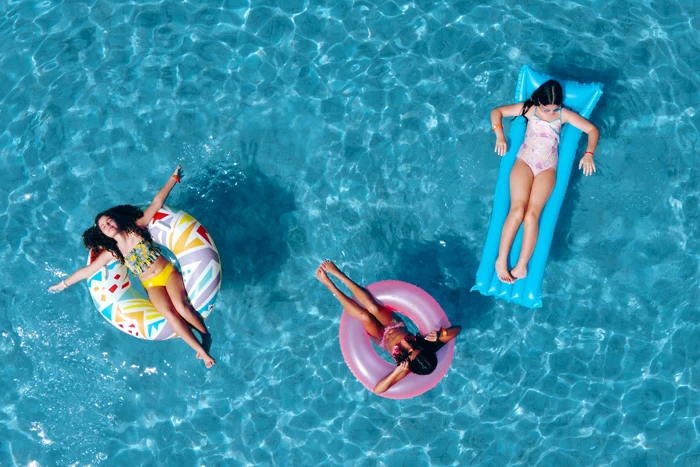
533;64;617;263
178;158;296;288
549;163;581;262
390;233;493;330
545;62;617;134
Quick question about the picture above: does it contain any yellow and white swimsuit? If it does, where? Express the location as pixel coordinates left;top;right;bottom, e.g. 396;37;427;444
123;240;173;288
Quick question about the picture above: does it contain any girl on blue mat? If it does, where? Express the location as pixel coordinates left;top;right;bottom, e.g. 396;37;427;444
491;80;599;284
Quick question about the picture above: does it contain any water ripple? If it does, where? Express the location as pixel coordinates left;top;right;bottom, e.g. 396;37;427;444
0;0;699;465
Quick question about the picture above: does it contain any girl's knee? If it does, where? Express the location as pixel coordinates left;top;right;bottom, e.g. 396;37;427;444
358;311;374;326
509;203;527;221
174;303;196;318
157;306;180;321
524;210;540;225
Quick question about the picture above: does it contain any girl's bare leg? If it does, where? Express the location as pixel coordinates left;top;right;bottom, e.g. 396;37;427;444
511;168;556;280
165;269;212;353
315;266;384;340
147;287;215;368
319;260;394;326
496;159;534;283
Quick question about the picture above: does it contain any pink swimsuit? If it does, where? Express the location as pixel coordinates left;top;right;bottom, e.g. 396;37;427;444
379;321;406;352
517;108;563;176
378;321;417;363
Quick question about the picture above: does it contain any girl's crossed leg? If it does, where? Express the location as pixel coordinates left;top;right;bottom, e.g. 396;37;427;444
315;260;394;338
147;286;215;368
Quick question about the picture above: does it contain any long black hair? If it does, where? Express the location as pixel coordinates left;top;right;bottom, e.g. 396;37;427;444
521;79;563;120
408;349;438;375
82;205;152;263
394;334;439;376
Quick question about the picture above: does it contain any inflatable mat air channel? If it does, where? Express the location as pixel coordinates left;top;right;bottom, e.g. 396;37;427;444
471;64;603;308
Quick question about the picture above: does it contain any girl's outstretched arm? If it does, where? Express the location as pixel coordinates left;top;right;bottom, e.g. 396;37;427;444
423;325;462;354
137;165;182;228
439;325;461;343
491;103;525;156
48;250;114;292
373;360;410;394
562;109;600;176
424;325;462;344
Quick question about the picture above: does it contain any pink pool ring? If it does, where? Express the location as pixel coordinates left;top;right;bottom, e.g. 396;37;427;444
339;280;455;399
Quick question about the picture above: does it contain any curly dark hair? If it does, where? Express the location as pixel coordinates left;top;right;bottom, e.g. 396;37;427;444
521;79;563;121
82;204;153;263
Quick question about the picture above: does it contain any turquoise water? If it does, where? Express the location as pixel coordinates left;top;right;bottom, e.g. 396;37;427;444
1;0;698;465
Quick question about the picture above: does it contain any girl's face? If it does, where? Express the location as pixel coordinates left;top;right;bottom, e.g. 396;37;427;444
539;103;562;115
97;216;120;238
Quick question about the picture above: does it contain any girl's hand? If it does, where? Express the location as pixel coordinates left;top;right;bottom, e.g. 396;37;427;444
170;165;183;183
424;330;438;342
579;154;596;176
396;360;409;372
495;137;507;156
48;280;67;293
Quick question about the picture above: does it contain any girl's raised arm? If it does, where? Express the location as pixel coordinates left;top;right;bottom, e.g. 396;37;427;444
137;165;182;228
424;325;462;345
48;250;114;292
373;361;411;394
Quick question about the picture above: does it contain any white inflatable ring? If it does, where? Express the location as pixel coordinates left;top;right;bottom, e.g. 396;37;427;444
86;205;221;340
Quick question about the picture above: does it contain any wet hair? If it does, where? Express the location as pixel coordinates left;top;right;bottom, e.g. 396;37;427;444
521;80;563;121
82;204;152;263
394;334;439;376
408;350;438;375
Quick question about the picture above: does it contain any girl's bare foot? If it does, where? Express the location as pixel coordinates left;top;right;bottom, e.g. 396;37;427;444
203;354;215;368
320;260;340;277
196;352;215;368
315;266;333;287
511;265;528;281
496;258;514;284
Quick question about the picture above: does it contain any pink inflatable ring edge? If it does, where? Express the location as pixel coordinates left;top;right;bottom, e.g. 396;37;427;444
339;280;455;399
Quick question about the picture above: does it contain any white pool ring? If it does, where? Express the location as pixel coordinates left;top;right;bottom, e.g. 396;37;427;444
86;205;221;340
339;280;455;399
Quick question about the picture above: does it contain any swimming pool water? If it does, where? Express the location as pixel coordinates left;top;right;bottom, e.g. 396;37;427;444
1;0;698;465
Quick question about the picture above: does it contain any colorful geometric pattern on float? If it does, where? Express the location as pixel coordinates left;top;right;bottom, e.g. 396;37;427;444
86;205;222;340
